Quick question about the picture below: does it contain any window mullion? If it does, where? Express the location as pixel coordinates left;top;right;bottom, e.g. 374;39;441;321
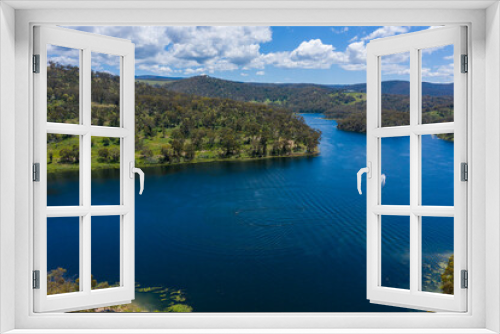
409;47;420;295
82;47;92;294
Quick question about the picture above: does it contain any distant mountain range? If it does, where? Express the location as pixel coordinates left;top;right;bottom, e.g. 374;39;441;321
333;81;454;97
135;75;186;82
135;75;454;97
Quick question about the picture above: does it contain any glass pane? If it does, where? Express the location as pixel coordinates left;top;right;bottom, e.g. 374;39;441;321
422;134;454;206
381;52;410;127
381;215;410;289
421;45;454;124
47;217;80;295
47;134;80;206
91;136;120;205
91;52;121;127
47;45;80;124
381;136;410;205
421;217;454;294
91;216;121;290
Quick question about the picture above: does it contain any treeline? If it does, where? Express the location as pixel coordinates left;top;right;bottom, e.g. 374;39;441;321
162;75;454;136
162;75;359;115
329;94;454;134
46;63;321;170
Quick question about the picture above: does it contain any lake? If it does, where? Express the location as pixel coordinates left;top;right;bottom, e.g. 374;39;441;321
47;113;455;312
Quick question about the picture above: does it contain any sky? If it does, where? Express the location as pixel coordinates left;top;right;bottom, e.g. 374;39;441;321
48;26;454;85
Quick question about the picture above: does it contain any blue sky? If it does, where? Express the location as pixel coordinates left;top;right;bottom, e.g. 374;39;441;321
50;26;454;85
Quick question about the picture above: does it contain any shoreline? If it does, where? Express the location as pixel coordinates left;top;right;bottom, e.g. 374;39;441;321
46;151;320;174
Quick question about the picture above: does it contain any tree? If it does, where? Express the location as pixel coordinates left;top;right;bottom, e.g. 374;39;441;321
172;139;184;157
441;255;454;295
220;131;239;156
161;145;171;162
59;148;71;163
98;148;109;161
184;143;196;160
109;147;120;163
142;148;153;160
306;130;321;153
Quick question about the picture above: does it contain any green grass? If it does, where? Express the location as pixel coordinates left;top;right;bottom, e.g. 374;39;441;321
135;79;177;87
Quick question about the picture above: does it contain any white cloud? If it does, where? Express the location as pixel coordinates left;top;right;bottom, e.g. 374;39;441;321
331;27;349;34
421;46;447;54
47;45;80;66
361;26;409;41
70;26;272;75
338;26;412;72
137;64;175;76
339;41;366;70
421;63;454;82
381;63;410;76
184;68;206;75
263;39;344;69
240;72;249;77
60;25;418;76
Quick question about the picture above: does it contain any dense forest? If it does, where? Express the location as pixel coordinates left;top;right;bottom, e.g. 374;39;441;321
331;93;454;141
158;75;454;139
159;75;362;115
46;63;321;172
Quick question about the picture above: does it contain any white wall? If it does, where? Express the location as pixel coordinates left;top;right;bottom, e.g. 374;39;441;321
0;2;16;333
7;4;493;331
486;2;500;333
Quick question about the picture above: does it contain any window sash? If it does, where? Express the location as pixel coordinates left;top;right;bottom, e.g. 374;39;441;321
33;25;136;313
365;26;468;312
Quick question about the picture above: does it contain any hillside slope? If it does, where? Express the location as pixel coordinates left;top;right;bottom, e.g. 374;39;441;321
46;63;322;172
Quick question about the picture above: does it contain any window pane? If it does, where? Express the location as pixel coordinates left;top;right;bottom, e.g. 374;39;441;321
47;45;80;124
381;136;410;205
47;134;80;206
91;216;121;290
421;217;454;294
91;137;120;205
47;217;80;295
381;215;410;290
421;134;454;206
381;52;410;127
421;45;454;124
91;53;121;127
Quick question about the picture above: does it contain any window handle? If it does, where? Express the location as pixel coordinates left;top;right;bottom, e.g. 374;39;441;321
129;161;145;195
357;162;372;195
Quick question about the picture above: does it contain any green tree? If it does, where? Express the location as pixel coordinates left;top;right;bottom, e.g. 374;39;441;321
98;148;109;161
59;148;71;163
441;255;454;295
109;147;120;163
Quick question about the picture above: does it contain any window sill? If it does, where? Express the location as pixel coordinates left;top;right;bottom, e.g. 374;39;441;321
4;329;497;334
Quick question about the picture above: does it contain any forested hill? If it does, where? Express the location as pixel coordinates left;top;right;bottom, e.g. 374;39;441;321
46;62;321;172
157;75;355;115
143;76;453;127
333;81;453;97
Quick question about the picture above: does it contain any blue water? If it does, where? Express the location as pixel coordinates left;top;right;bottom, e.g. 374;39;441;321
47;114;454;312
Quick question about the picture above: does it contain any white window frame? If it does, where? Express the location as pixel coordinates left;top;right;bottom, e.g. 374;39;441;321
33;26;136;313
365;26;467;312
1;1;499;333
